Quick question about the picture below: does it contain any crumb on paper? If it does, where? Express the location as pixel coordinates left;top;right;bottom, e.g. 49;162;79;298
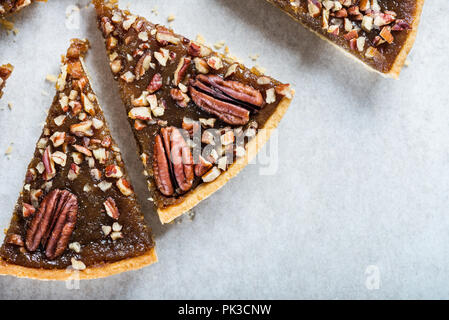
7;102;12;110
66;4;79;16
250;54;260;61
167;14;175;22
196;34;205;45
45;74;57;83
187;210;195;221
151;6;158;16
5;144;13;155
405;58;411;67
214;40;225;50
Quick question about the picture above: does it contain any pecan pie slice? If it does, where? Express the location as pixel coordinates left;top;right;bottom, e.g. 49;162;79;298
94;0;294;224
0;63;13;99
0;39;157;280
267;0;424;78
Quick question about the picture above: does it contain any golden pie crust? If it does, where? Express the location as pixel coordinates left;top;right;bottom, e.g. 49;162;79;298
0;248;157;280
158;94;293;224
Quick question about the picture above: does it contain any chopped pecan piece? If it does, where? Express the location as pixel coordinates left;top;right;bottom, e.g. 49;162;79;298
195;156;213;177
156;27;180;46
5;234;24;247
103;197;120;220
135;50;152;80
170;88;190;108
147;73;163;93
173;56;191;85
25;189;78;260
22;203;36;218
182;117;200;136
392;19;411;31
116;178;134;196
42;147;56;181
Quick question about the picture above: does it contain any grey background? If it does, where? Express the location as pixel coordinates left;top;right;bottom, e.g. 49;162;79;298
0;0;447;299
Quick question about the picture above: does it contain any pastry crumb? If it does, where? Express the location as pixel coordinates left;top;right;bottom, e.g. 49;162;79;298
187;210;196;221
167;14;175;22
196;34;205;44
45;74;57;83
214;40;225;50
404;58;411;67
5;144;13;155
250;54;260;61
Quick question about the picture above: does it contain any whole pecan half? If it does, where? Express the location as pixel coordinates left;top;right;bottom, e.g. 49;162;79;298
153;127;194;196
189;75;264;125
189;87;250;126
25;189;78;260
196;75;264;107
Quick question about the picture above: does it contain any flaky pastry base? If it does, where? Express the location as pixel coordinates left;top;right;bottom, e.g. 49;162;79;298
0;247;157;280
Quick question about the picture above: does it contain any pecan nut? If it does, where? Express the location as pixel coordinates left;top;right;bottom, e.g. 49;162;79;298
153;127;194;196
25;189;78;260
188;75;264;125
196;75;264;107
104;197;120;220
195;155;213;177
147;73;163;93
5;234;24;247
189;87;250;126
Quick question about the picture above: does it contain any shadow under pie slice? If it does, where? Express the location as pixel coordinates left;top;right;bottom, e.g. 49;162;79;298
93;0;294;224
0;63;13;99
266;0;424;78
0;39;157;280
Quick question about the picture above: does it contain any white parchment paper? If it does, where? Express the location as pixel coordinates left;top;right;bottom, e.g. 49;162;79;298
0;0;448;299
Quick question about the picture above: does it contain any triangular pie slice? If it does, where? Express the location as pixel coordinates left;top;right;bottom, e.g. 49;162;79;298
0;63;13;99
94;0;294;224
0;39;157;280
267;0;424;78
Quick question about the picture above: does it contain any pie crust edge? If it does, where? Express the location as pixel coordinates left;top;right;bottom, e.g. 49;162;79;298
158;94;294;224
266;0;425;79
388;0;425;79
0;247;157;280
